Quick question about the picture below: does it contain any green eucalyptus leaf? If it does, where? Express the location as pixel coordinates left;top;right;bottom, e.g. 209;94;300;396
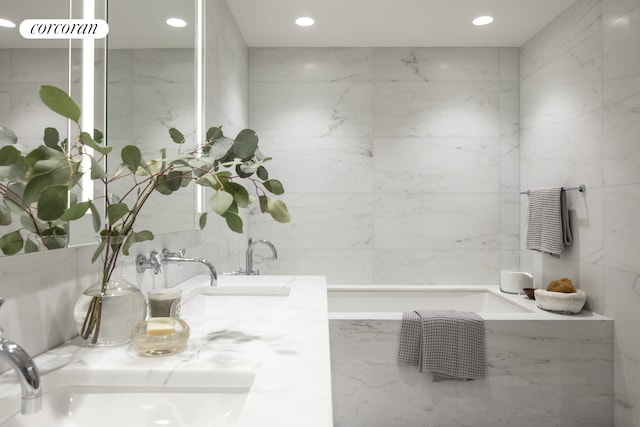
210;190;234;215
199;212;207;229
43;127;61;150
90;156;107;180
107;202;129;225
23;175;59;207
258;194;268;213
0;204;11;226
169;128;185;144
37;185;68;220
94;129;104;144
224;182;250;208
206;126;224;141
0;230;24;255
60;200;91;221
91;237;107;263
235;163;254;179
266;198;291;223
223;211;243;233
0;146;20;166
89;200;101;232
80;132;112;155
233;129;258;160
209;137;233;161
263;179;285;195
121;145;142;173
24;237;39;253
0;127;18;145
122;230;154;256
41;226;66;249
19;213;38;233
257;166;269;181
39;85;81;122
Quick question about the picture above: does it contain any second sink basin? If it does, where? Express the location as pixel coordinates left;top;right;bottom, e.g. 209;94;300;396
0;368;254;427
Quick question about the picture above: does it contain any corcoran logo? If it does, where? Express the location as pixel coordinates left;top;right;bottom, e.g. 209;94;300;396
19;19;109;39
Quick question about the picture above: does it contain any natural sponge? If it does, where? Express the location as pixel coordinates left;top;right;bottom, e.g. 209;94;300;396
546;277;576;293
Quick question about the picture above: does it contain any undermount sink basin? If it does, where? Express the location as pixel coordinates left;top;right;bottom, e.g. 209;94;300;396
199;285;291;297
0;368;254;427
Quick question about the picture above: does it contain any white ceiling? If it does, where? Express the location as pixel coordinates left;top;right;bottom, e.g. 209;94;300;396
1;0;576;49
227;0;577;47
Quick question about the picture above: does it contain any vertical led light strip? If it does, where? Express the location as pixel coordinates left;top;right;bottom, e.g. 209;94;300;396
195;0;205;213
81;0;95;202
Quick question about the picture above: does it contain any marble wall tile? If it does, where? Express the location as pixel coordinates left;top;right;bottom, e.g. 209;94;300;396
131;83;195;138
9;49;68;84
603;5;640;185
374;81;500;138
604;185;640;271
373;47;500;82
373;137;500;194
0;83;9;126
249;82;373;138
0;50;10;81
499;47;520;82
250;48;373;82
603;0;640;26
9;83;67;139
500;82;520;138
374;194;499;250
520;0;603;79
500;194;521;251
252;249;374;284
249;194;374;251
132;49;195;83
499;138;520;193
373;250;498;285
260;137;373;194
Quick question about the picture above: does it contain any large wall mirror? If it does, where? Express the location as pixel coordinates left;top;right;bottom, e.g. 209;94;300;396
0;0;200;254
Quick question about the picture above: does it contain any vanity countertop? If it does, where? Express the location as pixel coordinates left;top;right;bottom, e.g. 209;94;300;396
0;275;333;427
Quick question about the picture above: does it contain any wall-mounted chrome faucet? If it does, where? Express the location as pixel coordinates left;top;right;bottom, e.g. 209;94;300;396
0;298;42;415
245;238;278;275
137;249;217;286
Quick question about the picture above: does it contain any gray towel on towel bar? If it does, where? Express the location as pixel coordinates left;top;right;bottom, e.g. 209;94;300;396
525;187;573;255
398;310;485;381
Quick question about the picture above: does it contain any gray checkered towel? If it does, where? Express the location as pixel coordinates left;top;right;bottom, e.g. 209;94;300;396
398;310;485;381
525;187;573;255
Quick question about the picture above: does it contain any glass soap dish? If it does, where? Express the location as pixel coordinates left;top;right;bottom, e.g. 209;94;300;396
131;317;190;357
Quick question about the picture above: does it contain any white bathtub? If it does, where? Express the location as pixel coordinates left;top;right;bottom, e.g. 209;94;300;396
327;285;533;318
327;284;613;427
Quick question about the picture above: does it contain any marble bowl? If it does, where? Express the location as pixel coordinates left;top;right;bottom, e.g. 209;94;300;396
534;289;586;314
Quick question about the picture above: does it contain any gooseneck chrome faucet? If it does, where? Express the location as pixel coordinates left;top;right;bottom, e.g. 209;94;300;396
0;298;42;415
137;249;218;286
246;238;278;275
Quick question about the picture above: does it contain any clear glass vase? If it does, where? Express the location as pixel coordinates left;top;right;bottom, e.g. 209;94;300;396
73;260;147;346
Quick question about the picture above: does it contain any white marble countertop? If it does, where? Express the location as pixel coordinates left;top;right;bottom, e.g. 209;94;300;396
0;275;333;427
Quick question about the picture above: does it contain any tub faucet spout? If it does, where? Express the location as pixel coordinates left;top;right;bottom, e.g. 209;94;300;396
0;299;41;415
160;249;218;287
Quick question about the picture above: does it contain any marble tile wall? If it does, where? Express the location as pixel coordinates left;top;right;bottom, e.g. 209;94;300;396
248;47;520;284
521;0;640;425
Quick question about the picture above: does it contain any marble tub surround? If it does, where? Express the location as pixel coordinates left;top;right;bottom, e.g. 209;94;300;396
0;275;333;427
330;292;613;427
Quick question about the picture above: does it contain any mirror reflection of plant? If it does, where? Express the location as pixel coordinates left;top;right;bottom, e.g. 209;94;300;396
0;86;290;343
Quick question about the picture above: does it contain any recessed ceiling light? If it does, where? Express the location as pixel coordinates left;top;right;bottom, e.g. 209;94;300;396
0;18;16;28
472;16;494;26
166;18;187;28
295;17;315;27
